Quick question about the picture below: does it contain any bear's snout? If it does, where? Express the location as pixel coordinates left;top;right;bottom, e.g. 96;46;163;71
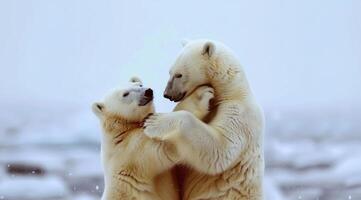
138;88;154;106
144;88;153;98
163;94;171;99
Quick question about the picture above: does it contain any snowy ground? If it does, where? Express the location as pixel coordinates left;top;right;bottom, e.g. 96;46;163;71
0;105;360;200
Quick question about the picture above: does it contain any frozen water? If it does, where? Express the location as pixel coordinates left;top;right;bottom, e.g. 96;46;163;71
0;106;360;200
72;194;98;200
0;176;70;199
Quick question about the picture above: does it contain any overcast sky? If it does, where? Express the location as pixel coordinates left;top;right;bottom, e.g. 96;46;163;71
0;0;360;112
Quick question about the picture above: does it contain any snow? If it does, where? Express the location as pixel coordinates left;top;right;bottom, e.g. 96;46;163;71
0;106;361;199
72;194;98;200
264;109;361;200
0;176;70;199
66;154;103;178
0;149;66;173
263;176;283;200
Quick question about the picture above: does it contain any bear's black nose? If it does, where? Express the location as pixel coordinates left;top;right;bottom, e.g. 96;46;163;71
163;94;171;99
144;88;153;98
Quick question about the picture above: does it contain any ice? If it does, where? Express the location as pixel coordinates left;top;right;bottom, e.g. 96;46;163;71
264;176;283;200
66;153;103;178
1;105;361;199
0;149;66;173
72;194;97;200
332;156;361;186
0;176;70;199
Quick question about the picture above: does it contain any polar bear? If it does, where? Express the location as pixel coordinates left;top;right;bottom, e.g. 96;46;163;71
92;77;215;200
144;39;264;200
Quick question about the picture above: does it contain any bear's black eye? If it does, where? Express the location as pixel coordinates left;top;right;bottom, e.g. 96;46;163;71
123;92;130;97
175;74;182;78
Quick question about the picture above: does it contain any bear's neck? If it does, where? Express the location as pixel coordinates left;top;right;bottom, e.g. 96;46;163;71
102;115;142;135
207;57;253;103
101;115;142;166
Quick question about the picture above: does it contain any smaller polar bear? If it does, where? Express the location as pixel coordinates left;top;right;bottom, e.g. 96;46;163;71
92;77;214;200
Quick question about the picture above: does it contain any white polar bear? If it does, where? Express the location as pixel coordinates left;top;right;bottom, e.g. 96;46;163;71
92;77;215;200
144;39;264;200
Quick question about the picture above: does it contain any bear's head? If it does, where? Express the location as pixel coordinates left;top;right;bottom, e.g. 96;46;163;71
163;39;218;102
92;77;155;122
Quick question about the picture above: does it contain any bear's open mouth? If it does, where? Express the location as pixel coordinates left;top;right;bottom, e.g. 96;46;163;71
139;97;153;106
139;88;153;106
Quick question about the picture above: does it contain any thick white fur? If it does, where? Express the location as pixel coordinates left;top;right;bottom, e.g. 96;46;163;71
144;40;264;200
93;78;214;200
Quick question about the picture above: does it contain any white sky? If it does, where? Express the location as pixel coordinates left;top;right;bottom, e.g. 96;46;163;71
0;0;360;112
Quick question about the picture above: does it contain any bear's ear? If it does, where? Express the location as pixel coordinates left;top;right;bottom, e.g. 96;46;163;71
92;102;105;118
181;39;190;47
129;76;143;85
201;42;215;57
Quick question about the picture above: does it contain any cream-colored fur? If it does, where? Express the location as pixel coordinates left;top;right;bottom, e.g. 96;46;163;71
144;40;264;200
93;77;214;200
